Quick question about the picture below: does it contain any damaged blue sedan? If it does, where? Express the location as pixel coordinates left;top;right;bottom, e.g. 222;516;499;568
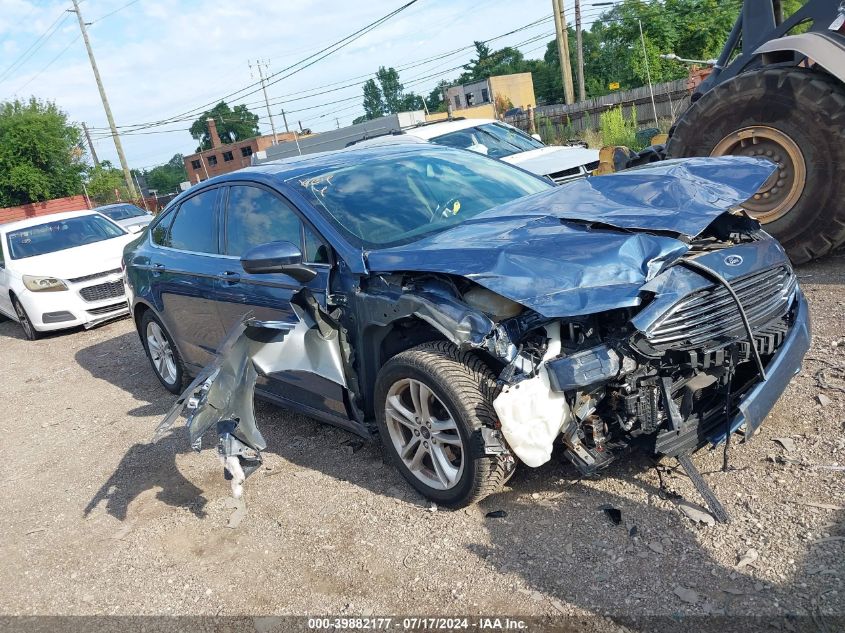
125;144;810;512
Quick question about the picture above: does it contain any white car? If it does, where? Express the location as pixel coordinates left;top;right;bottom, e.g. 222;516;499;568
95;203;154;233
0;210;137;340
402;118;600;184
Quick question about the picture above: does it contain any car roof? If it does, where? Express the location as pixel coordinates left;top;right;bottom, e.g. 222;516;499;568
192;142;461;190
402;118;498;140
0;209;98;233
95;202;141;209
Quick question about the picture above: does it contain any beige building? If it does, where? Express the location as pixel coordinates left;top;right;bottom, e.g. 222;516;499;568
441;72;536;119
183;118;304;183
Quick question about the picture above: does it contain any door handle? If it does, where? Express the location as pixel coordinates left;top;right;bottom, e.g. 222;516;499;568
152;263;165;276
219;271;241;285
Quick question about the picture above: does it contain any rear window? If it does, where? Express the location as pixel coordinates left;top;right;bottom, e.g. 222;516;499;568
6;215;126;260
98;205;147;221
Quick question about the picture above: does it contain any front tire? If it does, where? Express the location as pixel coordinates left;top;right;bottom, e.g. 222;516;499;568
140;311;184;394
668;68;845;264
11;295;39;341
374;341;513;508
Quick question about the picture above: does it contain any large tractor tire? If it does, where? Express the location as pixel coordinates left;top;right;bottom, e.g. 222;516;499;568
668;68;845;264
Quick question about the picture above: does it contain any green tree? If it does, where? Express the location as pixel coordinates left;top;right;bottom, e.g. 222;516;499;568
359;67;426;121
362;78;385;119
137;154;187;194
86;160;129;204
189;101;260;151
376;66;405;113
0;98;86;207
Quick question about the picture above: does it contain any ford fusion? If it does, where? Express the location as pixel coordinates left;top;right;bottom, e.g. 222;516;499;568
1;211;137;340
125;145;810;509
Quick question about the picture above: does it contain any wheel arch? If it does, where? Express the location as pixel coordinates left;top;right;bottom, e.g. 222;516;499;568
755;33;845;86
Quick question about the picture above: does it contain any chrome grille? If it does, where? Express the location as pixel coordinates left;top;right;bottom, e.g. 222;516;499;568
68;268;121;284
79;280;124;303
646;265;797;351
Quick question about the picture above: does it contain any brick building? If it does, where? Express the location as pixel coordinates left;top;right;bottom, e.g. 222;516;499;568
183;118;302;183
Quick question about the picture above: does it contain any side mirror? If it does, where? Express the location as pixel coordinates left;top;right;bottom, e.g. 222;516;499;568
531;133;542;142
240;240;317;283
468;143;489;155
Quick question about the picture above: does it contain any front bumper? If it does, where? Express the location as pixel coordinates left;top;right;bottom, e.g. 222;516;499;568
18;273;129;332
707;289;811;445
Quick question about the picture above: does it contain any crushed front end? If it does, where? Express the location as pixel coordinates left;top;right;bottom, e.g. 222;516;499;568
493;227;810;481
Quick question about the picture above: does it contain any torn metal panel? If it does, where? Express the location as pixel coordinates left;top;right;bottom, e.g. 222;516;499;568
153;307;350;497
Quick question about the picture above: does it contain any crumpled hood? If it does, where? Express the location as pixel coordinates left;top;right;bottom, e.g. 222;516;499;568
365;157;775;318
480;156;775;235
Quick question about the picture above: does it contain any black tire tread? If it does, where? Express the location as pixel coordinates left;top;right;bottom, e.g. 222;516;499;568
378;341;512;507
668;67;845;264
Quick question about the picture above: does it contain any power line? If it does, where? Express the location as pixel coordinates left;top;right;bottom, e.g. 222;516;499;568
89;13;557;133
0;11;71;84
109;0;422;134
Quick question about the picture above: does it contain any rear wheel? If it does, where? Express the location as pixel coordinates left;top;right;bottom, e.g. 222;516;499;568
11;296;39;341
668;68;845;263
374;341;513;508
140;311;184;394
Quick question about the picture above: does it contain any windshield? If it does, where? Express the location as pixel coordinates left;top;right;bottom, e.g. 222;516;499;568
289;147;551;249
98;204;147;221
6;214;126;259
431;122;545;159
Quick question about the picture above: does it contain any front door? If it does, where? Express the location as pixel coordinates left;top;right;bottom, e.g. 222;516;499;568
213;184;345;419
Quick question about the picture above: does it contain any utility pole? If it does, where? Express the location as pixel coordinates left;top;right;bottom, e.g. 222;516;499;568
574;0;586;102
81;122;99;167
280;109;291;134
638;19;659;126
250;59;279;145
69;0;136;197
552;0;575;104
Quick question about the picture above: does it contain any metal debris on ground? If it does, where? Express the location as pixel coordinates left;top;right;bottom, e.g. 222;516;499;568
772;437;797;453
677;502;716;527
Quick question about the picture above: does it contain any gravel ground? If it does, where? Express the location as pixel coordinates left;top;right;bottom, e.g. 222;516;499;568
0;253;843;631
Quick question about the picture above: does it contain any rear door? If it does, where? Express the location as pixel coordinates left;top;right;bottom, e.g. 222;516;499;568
148;187;227;368
213;183;344;418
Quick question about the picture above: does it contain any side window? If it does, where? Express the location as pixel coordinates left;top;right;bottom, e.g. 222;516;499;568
225;185;302;256
303;225;330;264
169;189;219;253
151;206;177;247
0;237;5;268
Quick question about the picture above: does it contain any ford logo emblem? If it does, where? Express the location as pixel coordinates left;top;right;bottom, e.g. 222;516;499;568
724;255;743;266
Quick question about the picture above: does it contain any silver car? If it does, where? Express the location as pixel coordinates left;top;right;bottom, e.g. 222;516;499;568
95;203;153;233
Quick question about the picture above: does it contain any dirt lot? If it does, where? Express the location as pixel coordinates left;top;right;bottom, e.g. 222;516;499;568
0;254;843;630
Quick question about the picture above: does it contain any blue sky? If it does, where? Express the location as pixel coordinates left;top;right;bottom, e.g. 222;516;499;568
0;1;615;170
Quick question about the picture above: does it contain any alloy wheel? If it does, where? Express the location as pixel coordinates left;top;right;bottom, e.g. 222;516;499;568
710;125;806;224
146;321;177;386
384;378;465;490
